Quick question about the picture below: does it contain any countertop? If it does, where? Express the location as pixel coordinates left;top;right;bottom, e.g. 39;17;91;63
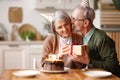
0;41;44;45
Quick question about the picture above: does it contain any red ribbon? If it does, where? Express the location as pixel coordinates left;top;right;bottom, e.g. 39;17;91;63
70;42;83;55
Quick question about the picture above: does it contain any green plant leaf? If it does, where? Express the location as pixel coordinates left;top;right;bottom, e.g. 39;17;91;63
21;31;35;40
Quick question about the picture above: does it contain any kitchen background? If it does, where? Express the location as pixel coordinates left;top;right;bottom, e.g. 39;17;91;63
0;0;120;74
0;0;100;41
0;0;52;41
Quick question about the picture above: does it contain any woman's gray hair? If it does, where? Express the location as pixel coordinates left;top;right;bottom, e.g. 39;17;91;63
76;5;95;24
51;11;72;34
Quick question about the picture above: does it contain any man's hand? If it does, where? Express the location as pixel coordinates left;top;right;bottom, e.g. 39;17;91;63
69;49;90;64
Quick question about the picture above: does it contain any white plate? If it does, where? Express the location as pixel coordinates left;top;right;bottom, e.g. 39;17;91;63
40;67;70;73
12;70;40;77
84;70;112;78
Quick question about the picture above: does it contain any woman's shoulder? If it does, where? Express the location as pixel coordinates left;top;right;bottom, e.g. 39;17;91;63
46;33;56;39
44;33;58;43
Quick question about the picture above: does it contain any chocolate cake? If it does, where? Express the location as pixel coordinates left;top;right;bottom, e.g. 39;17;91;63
42;59;64;71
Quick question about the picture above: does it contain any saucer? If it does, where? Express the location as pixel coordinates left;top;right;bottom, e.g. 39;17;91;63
12;70;39;77
84;70;112;78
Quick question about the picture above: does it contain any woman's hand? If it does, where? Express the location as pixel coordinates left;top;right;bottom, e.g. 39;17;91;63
58;45;71;58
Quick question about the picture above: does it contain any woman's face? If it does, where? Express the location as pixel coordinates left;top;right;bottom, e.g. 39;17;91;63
54;19;71;38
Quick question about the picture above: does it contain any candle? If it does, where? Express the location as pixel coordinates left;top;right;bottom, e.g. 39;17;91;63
33;58;36;69
48;54;58;60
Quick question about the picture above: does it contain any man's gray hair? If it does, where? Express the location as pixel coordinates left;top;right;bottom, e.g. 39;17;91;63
76;5;95;24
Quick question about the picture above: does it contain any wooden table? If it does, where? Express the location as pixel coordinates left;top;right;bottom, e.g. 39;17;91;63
0;69;120;80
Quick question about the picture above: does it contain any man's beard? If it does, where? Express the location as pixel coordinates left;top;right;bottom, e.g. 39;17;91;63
72;25;81;32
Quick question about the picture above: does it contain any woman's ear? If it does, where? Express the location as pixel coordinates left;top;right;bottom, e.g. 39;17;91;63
83;19;89;27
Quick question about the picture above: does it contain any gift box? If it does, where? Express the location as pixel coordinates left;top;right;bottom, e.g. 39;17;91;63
71;45;88;55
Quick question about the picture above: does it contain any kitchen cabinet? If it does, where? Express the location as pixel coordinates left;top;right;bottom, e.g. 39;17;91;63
35;0;94;13
36;0;81;9
0;45;29;73
29;45;43;69
36;0;65;9
0;41;43;73
3;46;26;69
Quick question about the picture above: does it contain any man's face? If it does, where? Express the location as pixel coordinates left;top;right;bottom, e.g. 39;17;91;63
71;8;85;32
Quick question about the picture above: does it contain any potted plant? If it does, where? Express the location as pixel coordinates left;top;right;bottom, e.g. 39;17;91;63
21;31;36;41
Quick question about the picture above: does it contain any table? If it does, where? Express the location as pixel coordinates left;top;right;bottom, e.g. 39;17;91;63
0;69;120;80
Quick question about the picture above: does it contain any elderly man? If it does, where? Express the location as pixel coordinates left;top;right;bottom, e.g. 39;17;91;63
70;0;120;77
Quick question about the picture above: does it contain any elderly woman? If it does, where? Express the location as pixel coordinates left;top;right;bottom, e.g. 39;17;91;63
41;11;86;69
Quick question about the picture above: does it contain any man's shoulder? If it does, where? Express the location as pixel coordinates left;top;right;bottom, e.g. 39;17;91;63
94;28;107;37
93;28;114;42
